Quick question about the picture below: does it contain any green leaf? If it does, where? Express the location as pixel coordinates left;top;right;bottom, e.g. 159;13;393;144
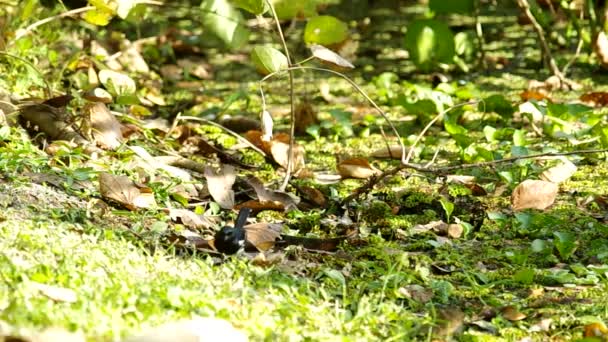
439;198;454;223
429;0;474;14
271;0;317;20
83;7;115;26
304;15;349;46
454;31;477;60
404;19;455;71
483;125;497;142
514;268;534;284
479;94;514;118
512;129;527;146
117;0;137;19
231;0;268;14
554;231;577;260
201;0;250;49
250;45;288;75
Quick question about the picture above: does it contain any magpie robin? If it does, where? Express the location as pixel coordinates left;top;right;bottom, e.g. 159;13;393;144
214;207;251;255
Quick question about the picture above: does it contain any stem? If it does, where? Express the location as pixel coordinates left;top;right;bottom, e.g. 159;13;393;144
265;0;295;192
259;65;406;164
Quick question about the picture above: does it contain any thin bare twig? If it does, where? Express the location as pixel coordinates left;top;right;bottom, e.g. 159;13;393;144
265;0;295;192
10;6;95;45
340;148;608;206
176;115;267;156
516;0;578;89
259;65;406;163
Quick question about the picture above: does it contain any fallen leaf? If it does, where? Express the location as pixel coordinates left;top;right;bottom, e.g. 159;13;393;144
169;209;217;229
370;145;408;159
218;115;261;133
295;185;327;208
123;318;247;342
268;139;306;173
204;165;236;209
501;305;526;321
99;173;157;210
398;284;433;303
294;102;318;135
235;199;286;213
43;94;74;108
251;252;285;267
84;102;123;150
435;306;465;338
512;179;558;211
540;159;577;184
520;89;549;102
244;222;283;251
246;176;299;211
118;43;149;73
310;44;355;69
584;322;608;337
580;91;608;107
337;158;381;179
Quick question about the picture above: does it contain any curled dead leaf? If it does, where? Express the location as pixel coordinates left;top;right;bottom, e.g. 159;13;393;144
203;165;236;209
500;305;526;321
370;145;408;159
310;44;355;69
244;222;283;251
245;176;299;211
540;159;577;184
84;102;123;150
99;173;157;210
337;158;381;179
512;179;558;211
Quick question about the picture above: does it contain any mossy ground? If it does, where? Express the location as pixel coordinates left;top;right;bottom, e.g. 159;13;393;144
2;1;608;341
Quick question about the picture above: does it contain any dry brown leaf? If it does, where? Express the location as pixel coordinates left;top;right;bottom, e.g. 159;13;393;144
251;252;285;267
370;145;408;159
398;284;433;303
520;89;549;102
177;58;213;79
296;185;328;208
512;179;558;211
246;176;299;210
159;64;183;81
580;91;608;107
540;159;577;184
337;158;381;179
310;44;355;69
32;282;77;303
203;164;236;209
99;173;157;210
235;199;286;213
84;102;123;150
501;305;526;321
294;102;318;135
435;307;465;338
219;116;261;133
244;222;283;251
584;322;608;337
169;209;217;229
269;140;305;173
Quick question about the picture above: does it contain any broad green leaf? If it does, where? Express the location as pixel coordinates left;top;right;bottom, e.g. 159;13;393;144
454;31;477;60
439;197;454;223
201;0;250;49
514;268;534;284
429;0;474;14
271;0;317;19
513;129;527;146
483;125;497;142
304;15;349;46
83;7;114;26
479;94;514;118
232;0;268;14
404;19;455;71
554;231;577;260
251;45;288;75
